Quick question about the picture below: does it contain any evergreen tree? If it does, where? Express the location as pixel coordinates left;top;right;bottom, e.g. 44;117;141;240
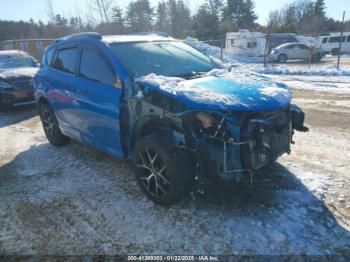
155;1;171;33
314;0;326;17
126;0;154;32
111;6;125;33
224;0;257;29
192;4;220;38
282;4;298;33
206;0;224;18
167;0;191;38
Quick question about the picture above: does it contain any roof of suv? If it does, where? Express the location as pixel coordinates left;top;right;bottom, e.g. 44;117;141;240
52;32;174;46
102;34;174;44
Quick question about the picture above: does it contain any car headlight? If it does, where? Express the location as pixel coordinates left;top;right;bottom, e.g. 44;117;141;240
196;112;215;129
0;81;11;89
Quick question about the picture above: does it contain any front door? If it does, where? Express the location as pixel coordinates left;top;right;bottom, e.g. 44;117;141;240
74;45;124;158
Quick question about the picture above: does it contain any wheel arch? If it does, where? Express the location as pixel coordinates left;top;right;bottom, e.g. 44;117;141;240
38;96;49;106
129;115;184;155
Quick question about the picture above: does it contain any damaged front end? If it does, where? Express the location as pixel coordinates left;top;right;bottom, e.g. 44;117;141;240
131;74;308;183
178;105;308;182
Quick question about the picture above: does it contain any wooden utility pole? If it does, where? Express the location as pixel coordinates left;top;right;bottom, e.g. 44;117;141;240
337;11;346;70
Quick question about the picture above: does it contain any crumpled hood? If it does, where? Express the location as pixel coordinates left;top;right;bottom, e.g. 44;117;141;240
137;69;291;111
0;67;38;80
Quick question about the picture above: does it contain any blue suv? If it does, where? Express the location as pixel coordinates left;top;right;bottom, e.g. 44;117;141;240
35;32;308;206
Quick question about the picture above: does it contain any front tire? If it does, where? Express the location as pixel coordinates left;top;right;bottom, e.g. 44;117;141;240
0;95;12;112
132;135;194;206
277;54;288;63
39;103;70;146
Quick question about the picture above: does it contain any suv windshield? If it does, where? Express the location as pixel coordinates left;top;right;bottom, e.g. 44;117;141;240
0;53;38;71
110;41;220;78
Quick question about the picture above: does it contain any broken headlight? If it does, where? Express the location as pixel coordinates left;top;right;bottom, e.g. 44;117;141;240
195;112;215;129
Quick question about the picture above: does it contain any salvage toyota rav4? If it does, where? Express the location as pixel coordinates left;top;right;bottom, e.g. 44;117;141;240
34;32;308;206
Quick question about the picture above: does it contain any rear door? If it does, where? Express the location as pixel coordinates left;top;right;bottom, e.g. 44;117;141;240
74;44;124;158
48;44;82;135
298;44;311;59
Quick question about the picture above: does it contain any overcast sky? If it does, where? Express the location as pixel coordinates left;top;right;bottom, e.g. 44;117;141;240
0;0;348;25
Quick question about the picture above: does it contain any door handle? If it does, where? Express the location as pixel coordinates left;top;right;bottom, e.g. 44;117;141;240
72;88;87;95
79;88;87;95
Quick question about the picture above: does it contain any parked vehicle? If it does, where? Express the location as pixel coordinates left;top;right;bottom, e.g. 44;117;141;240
1;39;53;60
225;30;266;56
225;30;314;56
0;50;39;110
313;32;350;55
269;43;323;63
35;32;308;206
267;33;310;52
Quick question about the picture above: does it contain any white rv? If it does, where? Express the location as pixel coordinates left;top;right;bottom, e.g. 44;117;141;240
313;32;350;55
225;30;266;56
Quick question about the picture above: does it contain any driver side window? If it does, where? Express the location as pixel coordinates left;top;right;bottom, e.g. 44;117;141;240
79;48;115;86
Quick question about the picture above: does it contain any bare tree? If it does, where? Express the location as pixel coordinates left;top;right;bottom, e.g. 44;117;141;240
89;0;115;24
88;0;116;34
46;0;55;23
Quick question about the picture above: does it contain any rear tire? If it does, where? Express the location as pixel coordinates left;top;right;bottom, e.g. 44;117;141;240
277;54;288;63
312;54;322;62
331;48;340;56
39;103;70;146
132;134;194;206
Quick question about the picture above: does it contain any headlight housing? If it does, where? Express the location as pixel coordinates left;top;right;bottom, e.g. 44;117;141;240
0;81;11;89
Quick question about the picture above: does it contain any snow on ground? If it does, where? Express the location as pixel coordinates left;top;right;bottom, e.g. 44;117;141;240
257;66;350;77
0;97;350;255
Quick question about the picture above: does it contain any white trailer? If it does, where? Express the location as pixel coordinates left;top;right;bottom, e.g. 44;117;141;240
225;30;266;56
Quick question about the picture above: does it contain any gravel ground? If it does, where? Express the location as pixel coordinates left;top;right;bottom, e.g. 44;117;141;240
0;87;350;256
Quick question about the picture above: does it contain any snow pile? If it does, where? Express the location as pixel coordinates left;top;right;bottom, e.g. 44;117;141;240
184;37;264;64
258;66;350;76
137;73;247;106
260;86;291;104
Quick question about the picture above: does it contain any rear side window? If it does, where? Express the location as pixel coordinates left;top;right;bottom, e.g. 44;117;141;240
300;45;309;50
329;37;340;43
52;47;78;74
79;48;114;86
347;36;350;42
322;37;328;43
46;48;55;66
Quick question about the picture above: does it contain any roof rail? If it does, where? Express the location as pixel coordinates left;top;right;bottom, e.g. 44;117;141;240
54;32;102;43
129;31;169;37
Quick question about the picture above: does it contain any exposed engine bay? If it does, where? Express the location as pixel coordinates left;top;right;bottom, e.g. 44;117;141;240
129;86;308;182
179;105;308;181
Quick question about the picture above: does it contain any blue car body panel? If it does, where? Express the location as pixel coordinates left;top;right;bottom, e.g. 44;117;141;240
141;75;291;111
